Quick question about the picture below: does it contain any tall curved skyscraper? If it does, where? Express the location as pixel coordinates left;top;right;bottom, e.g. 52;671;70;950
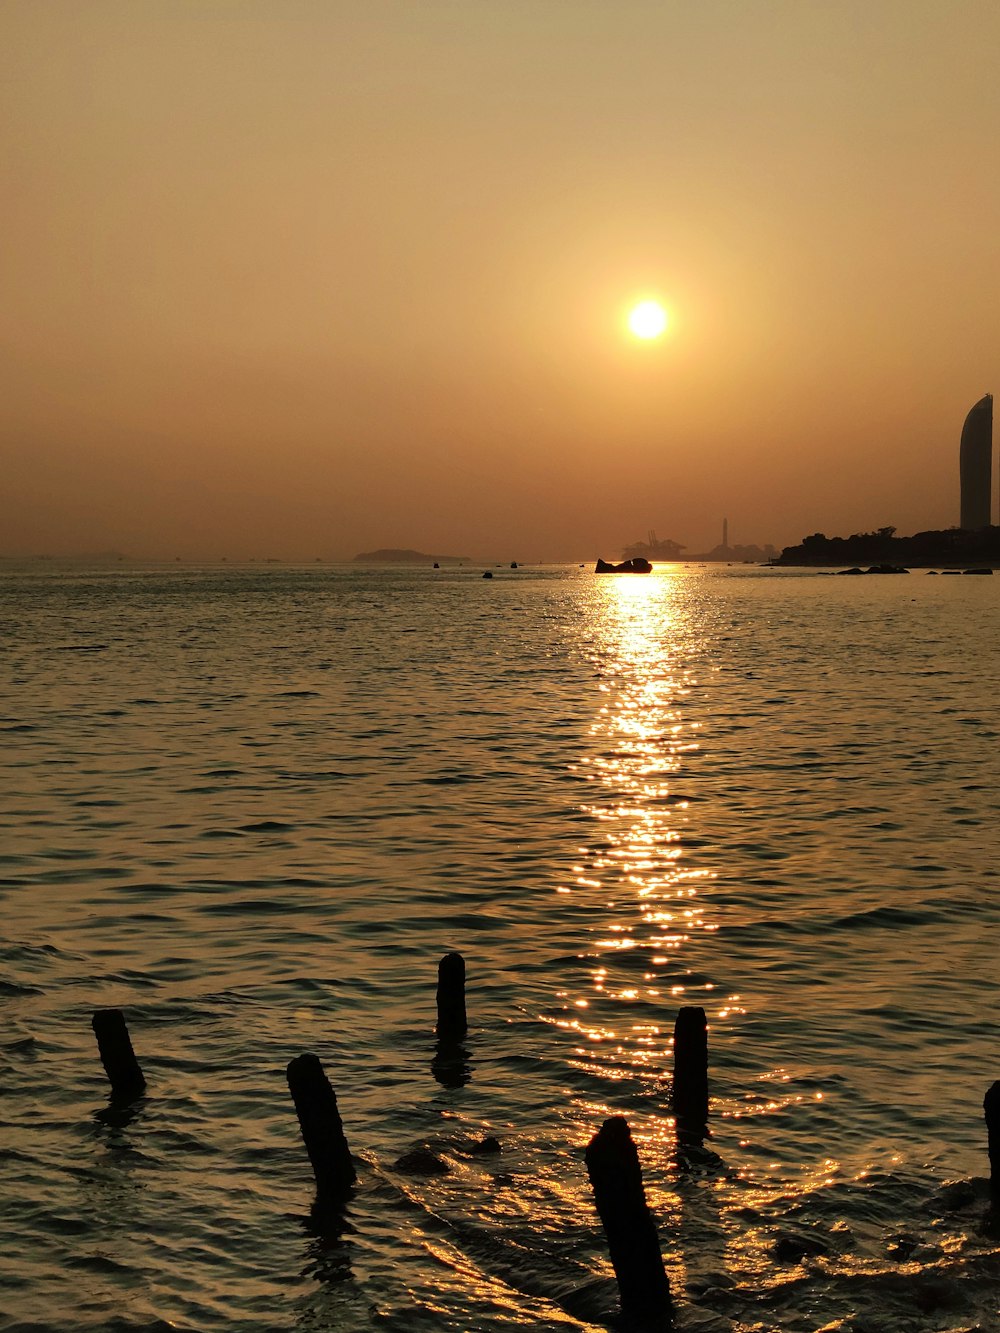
960;394;993;530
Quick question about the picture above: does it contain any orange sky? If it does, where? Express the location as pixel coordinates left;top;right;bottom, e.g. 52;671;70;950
3;1;999;560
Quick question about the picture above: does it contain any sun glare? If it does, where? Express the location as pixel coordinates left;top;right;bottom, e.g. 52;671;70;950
628;300;668;340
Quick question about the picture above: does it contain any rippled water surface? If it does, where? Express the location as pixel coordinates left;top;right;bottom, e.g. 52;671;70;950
3;562;1000;1333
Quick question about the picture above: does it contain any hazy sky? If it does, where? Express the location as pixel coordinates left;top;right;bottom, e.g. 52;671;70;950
3;1;1000;560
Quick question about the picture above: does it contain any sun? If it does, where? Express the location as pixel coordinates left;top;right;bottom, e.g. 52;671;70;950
628;299;668;339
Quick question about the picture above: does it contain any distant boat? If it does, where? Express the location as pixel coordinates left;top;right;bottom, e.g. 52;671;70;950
595;557;653;574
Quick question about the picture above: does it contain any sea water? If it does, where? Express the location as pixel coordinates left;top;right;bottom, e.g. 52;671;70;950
2;562;1000;1333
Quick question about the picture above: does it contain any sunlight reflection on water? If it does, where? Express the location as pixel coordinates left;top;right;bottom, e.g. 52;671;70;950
559;570;717;1099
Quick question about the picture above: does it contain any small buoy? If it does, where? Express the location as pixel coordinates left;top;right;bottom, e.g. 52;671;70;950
433;562;439;569
483;571;493;579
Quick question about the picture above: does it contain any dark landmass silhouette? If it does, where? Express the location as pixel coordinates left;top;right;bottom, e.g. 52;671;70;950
775;525;1000;567
353;548;472;564
596;557;653;573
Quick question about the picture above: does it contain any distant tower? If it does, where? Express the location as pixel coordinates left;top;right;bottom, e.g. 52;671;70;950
722;517;729;550
960;394;993;530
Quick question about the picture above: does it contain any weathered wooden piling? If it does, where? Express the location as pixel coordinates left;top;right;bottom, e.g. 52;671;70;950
984;1082;1000;1198
585;1116;673;1330
92;1009;145;1100
673;1005;708;1146
286;1053;356;1206
436;951;467;1042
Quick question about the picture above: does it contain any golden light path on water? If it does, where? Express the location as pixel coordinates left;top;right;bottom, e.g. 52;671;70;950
560;570;717;1135
547;568;855;1301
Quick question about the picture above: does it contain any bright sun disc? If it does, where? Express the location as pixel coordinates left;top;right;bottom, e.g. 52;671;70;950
628;300;668;339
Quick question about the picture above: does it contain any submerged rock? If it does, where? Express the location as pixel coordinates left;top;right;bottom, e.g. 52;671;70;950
886;1232;919;1261
470;1135;502;1155
773;1232;827;1263
394;1148;450;1176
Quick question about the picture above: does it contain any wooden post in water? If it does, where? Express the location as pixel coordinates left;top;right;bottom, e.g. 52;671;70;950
286;1053;356;1207
673;1006;708;1146
985;1082;1000;1199
92;1009;145;1100
585;1116;673;1331
436;952;467;1042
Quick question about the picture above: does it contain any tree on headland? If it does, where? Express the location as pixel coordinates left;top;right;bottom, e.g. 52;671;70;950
777;526;999;566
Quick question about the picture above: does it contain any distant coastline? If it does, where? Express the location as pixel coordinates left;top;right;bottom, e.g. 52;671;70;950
352;548;472;564
774;525;1000;567
622;532;777;563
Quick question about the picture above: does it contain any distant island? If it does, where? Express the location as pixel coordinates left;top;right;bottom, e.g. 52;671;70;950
353;548;472;564
775;525;1000;566
0;550;129;564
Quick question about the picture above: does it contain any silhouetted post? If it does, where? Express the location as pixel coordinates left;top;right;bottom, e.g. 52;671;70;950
436;952;467;1042
673;1006;708;1146
985;1082;1000;1199
92;1009;145;1100
287;1053;356;1207
585;1116;673;1330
